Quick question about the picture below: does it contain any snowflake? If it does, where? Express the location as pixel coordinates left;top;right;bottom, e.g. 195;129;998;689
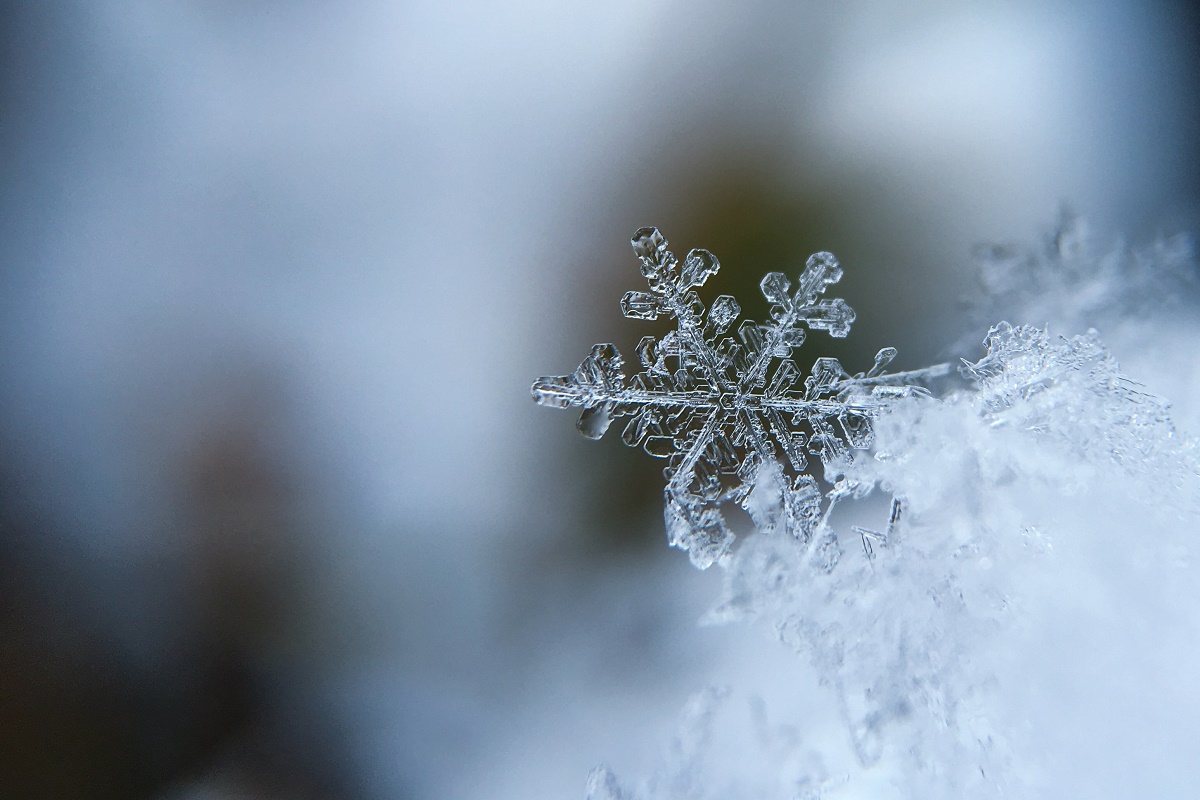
532;227;949;568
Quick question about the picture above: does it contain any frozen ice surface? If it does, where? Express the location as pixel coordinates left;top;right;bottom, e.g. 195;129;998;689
532;228;949;568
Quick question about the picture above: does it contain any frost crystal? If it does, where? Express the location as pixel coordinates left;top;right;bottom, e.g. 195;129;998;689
532;227;949;567
961;321;1200;507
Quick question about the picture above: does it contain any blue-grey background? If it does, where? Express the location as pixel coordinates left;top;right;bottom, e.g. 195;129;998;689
2;2;1197;798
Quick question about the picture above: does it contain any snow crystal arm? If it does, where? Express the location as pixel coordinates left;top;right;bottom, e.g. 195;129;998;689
739;252;855;391
626;227;730;389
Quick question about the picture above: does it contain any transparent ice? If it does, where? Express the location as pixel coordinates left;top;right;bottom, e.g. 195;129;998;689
532;227;949;568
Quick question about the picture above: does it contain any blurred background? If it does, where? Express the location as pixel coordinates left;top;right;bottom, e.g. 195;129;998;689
1;1;1198;798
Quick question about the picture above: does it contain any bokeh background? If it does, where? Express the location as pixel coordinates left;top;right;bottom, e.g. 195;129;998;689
2;2;1198;798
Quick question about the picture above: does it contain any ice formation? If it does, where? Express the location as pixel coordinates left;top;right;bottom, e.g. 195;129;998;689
531;227;948;568
534;225;1200;799
574;319;1199;800
710;320;1197;795
961;321;1197;495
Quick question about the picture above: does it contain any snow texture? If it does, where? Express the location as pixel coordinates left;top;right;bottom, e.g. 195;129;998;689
532;228;949;568
962;210;1196;348
534;225;1200;798
708;321;1199;797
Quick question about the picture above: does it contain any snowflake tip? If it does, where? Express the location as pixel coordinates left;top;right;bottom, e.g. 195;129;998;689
868;347;898;377
800;251;843;299
760;272;792;306
631;226;667;261
530;376;575;409
681;247;721;289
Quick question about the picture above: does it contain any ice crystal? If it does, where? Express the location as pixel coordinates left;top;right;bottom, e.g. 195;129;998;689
532;228;950;567
960;321;1200;508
